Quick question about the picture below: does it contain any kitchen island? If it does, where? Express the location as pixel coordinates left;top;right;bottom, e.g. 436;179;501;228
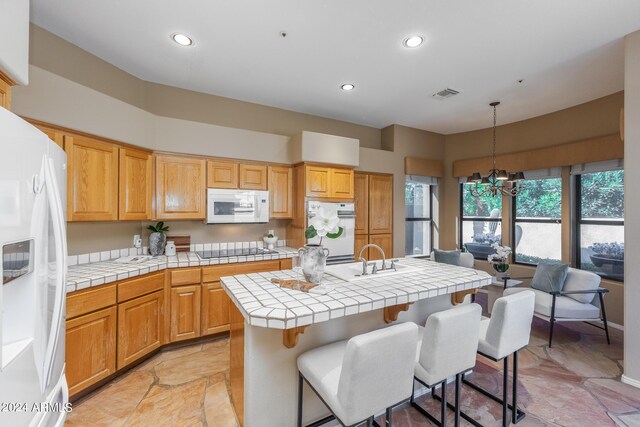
220;257;492;427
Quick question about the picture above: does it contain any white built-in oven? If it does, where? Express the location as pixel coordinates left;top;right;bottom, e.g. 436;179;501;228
307;201;355;263
207;189;270;224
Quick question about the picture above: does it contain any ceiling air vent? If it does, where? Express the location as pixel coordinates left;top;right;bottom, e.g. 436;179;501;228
432;88;460;100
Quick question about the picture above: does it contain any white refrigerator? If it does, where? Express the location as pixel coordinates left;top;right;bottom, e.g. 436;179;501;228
0;108;69;426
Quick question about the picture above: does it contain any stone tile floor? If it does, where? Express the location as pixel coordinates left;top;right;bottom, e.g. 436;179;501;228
66;294;638;426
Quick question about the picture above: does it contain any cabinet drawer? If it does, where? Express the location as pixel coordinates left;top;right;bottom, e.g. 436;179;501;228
118;271;165;302
202;260;280;282
67;284;117;320
170;268;202;286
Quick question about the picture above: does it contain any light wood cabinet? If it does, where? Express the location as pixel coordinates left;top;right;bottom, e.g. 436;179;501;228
305;165;332;198
355;234;369;260
0;72;11;110
66;306;117;396
170;285;202;342
369;174;393;234
207;160;239;189
239;164;268;190
331;168;354;198
33;123;64;149
369;234;393;260
202;283;231;336
117;290;164;369
354;173;369;234
269;166;293;218
119;147;152;220
155;154;206;219
65;135;119;221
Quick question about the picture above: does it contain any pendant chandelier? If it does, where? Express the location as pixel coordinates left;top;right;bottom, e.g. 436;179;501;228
466;101;525;197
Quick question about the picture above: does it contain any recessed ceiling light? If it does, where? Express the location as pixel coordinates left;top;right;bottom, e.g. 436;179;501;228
341;83;355;91
171;33;193;46
403;35;424;48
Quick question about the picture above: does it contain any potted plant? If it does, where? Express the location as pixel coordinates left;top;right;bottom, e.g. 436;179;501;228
464;233;501;259
487;243;512;279
298;207;344;283
263;229;278;250
147;222;169;256
589;242;624;279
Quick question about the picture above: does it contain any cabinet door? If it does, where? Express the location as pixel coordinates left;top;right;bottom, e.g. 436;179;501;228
202;283;231;336
65;136;119;221
305;166;331;198
156;155;206;219
369;234;393;260
66;306;117;396
33;123;64;149
355;234;369;260
117;291;164;369
354;173;369;234
368;174;393;234
207;160;239;189
170;285;202;342
0;74;11;110
239;164;268;190
331;168;354;198
269;166;293;218
119;147;152;220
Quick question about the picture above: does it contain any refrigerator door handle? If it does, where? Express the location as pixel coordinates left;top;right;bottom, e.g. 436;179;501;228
41;156;67;391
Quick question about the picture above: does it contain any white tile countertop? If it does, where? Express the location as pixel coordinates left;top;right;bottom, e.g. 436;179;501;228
65;247;298;294
219;257;493;330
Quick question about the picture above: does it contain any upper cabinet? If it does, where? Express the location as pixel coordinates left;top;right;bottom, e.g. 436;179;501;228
34;123;64;149
156;154;206;220
368;174;393;234
65;135;119;222
354;173;369;234
207;161;239;189
304;165;354;199
239;164;268;190
0;72;12;110
119;147;152;221
269;166;293;218
207;160;268;190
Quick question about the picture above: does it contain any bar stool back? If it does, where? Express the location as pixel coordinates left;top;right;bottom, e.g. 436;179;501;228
297;322;419;427
412;303;482;427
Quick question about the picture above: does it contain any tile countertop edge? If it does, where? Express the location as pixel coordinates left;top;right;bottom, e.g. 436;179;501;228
219;259;493;330
65;247;298;294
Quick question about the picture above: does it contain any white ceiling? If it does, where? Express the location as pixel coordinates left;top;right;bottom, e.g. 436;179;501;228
30;0;640;134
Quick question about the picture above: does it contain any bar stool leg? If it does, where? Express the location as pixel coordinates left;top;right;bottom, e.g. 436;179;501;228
503;356;509;427
297;373;303;427
512;351;518;424
455;373;461;427
385;407;392;427
441;380;447;427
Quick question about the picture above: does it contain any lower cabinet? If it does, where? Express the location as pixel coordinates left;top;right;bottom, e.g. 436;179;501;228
117;290;165;369
369;234;393;260
355;234;369;260
170;285;202;342
202;283;231;336
65;306;117;396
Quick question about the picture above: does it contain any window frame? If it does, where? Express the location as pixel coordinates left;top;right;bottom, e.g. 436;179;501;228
404;178;434;257
574;173;624;282
459;183;503;260
511;177;562;266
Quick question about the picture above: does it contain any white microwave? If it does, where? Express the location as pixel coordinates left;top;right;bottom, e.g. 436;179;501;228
206;189;270;224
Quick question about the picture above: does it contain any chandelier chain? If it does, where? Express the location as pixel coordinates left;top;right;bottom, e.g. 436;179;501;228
492;104;497;172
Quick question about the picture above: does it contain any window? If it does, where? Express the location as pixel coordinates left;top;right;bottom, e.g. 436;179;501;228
460;183;502;259
576;170;624;281
512;177;562;264
405;177;433;256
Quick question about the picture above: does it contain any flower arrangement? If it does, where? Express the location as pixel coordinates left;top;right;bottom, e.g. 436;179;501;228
472;233;501;245
487;243;512;273
591;242;624;260
305;207;343;244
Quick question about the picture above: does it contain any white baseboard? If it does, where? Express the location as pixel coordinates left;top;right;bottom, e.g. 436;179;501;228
622;375;640;389
607;321;624;331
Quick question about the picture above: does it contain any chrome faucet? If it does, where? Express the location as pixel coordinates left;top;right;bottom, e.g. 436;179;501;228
357;244;387;275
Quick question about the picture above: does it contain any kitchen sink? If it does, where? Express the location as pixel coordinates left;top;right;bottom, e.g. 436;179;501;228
325;261;420;282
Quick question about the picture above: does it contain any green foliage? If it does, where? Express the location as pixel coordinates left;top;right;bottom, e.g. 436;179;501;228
515;178;561;218
462;184;502;217
581;171;624;219
305;226;344;240
147;221;169;233
515;253;560;265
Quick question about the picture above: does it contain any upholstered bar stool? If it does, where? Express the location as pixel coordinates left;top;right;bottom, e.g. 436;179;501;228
463;291;535;427
297;322;418;427
412;303;482;427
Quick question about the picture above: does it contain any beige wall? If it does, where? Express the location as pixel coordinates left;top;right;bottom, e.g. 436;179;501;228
441;92;625;325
